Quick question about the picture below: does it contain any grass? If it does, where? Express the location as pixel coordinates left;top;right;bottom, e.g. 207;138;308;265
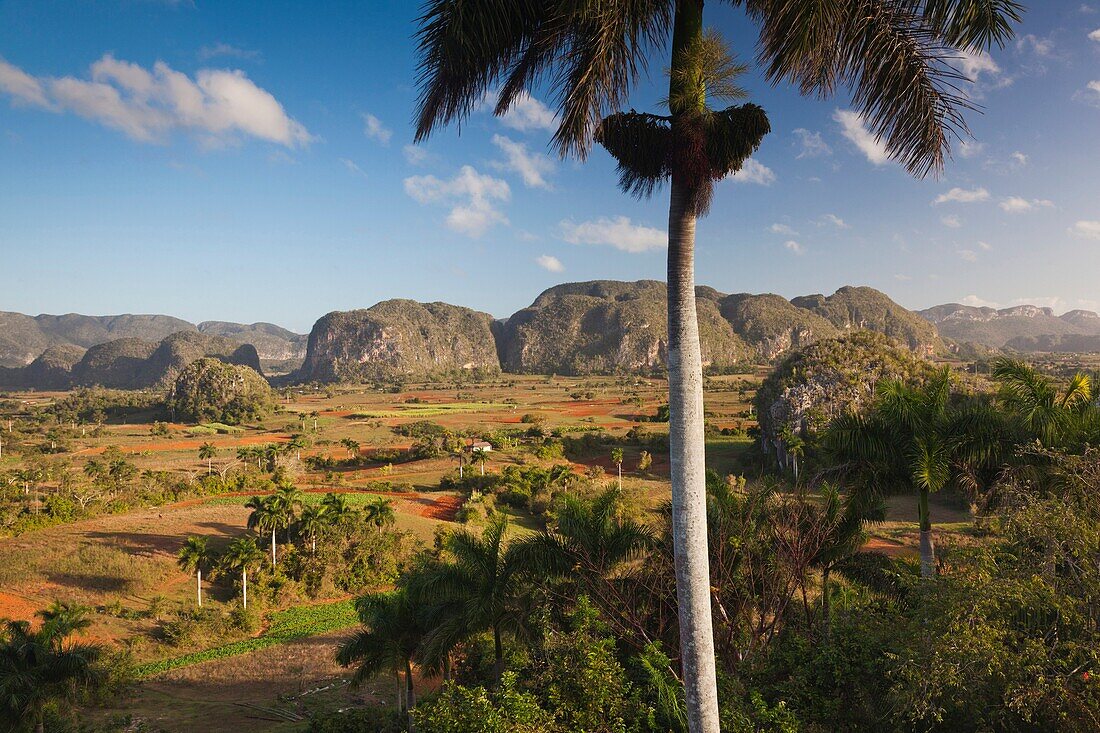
350;402;514;418
185;423;246;436
134;599;360;678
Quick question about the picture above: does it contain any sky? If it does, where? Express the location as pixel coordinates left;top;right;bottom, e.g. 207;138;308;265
1;1;1099;333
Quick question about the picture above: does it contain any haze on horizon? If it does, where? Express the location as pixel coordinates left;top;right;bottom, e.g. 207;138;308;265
1;1;1099;333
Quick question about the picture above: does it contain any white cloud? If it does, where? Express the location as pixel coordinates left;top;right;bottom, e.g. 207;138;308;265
404;165;510;238
955;50;1003;82
784;240;805;255
535;254;564;273
999;196;1054;213
0;57;49;107
482;90;558;133
1070;220;1100;239
559;216;666;253
820;213;849;229
933;187;990;204
833;109;889;165
769;223;798;236
490;134;554;189
729;158;776;185
197;43;261;62
894;274;912;281
1089;28;1100;41
957;248;978;262
1080;81;1100;107
941;215;962;228
403;144;432;166
792;128;831;158
1011;151;1028;166
961;294;1000;308
340;158;367;177
1016;34;1054;57
0;53;311;147
978;240;993;251
958;140;985;158
362;113;392;145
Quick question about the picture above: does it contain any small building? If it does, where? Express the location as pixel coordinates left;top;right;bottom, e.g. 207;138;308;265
468;440;493;453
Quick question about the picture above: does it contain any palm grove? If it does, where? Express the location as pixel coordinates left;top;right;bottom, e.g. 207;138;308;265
408;1;1024;732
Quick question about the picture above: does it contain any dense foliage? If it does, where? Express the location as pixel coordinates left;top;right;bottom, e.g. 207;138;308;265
166;357;274;424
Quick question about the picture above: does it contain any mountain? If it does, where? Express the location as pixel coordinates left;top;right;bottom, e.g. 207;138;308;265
0;311;305;368
918;303;1100;350
719;293;840;360
296;300;501;383
791;286;942;355
0;332;263;390
496;281;751;375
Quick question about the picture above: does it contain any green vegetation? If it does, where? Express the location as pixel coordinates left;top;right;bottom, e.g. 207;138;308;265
135;600;359;678
166;357;274;425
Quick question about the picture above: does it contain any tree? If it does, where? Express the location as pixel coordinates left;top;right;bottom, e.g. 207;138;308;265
221;536;265;608
364;496;397;535
992;358;1094;449
198;442;216;475
471;447;489;476
321;492;358;526
610;447;624;490
177;536;211;607
0;614;103;733
412;2;1022;728
823;369;1002;578
638;450;653;474
286;434;307;462
166;358;273;425
245;495;289;567
341;438;361;459
413;518;528;679
336;588;427;721
299;504;328;554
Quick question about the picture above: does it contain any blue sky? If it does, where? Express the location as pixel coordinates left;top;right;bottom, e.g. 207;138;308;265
1;0;1099;333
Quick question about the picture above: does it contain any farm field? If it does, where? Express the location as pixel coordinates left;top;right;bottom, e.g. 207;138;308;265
0;372;972;730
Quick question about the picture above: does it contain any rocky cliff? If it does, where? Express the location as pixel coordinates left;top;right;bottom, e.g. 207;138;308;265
296;300;501;383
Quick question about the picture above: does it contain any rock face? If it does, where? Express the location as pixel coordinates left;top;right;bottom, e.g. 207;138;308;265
918;302;1100;350
753;332;936;443
792;286;942;355
296;300;501;383
0;332;263;390
719;293;839;360
0;310;304;369
197;321;308;361
167;357;275;424
496;281;751;375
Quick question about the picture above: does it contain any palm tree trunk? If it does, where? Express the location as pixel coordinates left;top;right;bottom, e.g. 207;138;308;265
664;5;720;732
242;568;248;608
271;528;277;567
918;487;935;578
405;657;417;730
821;566;831;638
197;568;202;607
492;624;504;682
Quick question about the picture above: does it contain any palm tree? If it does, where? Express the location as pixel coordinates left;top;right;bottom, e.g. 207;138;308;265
341;438;360;459
412;518;527;679
245;495;288;567
824;369;1003;579
198;442;216;475
286;434;307;462
272;484;304;532
412;4;1021;727
177;536;211;607
363;496;396;535
336;588;426;722
610;447;624;489
299;504;328;554
221;536;265;608
0;616;103;733
991;358;1093;448
321;492;358;526
470;446;489;476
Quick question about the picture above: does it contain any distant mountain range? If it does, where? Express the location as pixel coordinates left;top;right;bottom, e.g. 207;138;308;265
2;284;1098;389
916;303;1100;351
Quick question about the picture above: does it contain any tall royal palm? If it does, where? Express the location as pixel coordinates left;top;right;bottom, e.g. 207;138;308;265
412;2;1020;728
